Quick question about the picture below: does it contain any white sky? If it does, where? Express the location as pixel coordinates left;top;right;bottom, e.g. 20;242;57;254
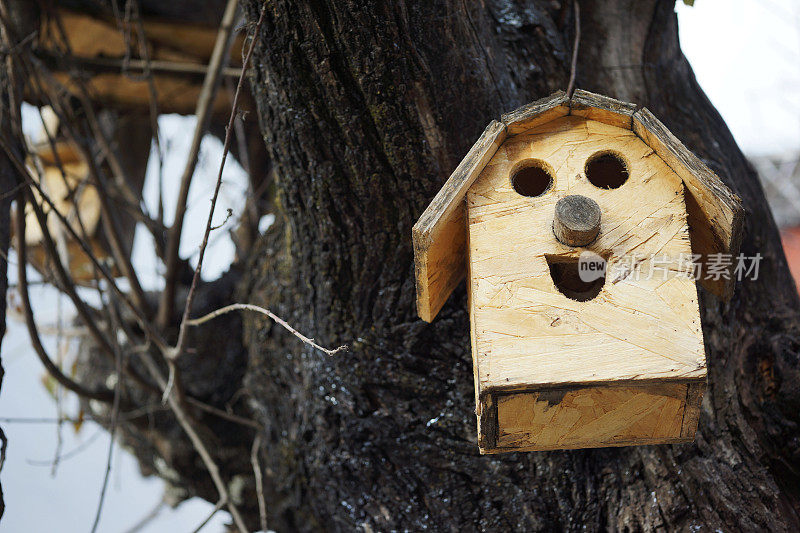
677;0;800;155
1;2;799;532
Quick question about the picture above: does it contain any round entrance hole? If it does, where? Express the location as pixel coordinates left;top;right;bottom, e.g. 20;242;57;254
585;152;629;189
511;160;553;197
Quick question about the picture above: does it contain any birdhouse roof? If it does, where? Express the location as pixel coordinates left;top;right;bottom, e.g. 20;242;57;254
412;89;744;322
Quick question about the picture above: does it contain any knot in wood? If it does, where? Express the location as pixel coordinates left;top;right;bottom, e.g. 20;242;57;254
553;195;601;247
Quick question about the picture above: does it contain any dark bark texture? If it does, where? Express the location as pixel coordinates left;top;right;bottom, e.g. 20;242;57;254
42;0;800;531
0;0;39;520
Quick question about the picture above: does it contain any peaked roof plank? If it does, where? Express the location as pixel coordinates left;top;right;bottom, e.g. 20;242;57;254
570;89;636;129
501;91;570;135
633;108;744;299
413;120;507;322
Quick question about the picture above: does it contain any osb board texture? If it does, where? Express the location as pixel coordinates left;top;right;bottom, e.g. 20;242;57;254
633;108;743;298
490;382;700;452
466;116;706;393
414;89;742;322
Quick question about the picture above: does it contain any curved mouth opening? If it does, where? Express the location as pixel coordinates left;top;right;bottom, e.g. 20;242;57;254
546;255;605;302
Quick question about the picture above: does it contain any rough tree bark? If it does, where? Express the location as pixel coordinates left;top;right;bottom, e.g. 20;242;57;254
15;0;800;531
232;0;800;530
0;0;38;519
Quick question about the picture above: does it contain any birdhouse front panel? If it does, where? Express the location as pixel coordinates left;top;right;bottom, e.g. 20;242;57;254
466;115;706;452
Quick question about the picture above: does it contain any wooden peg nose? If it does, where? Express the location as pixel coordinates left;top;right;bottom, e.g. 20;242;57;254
553;195;601;247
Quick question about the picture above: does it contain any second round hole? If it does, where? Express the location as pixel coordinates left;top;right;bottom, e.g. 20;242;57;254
585;152;629;189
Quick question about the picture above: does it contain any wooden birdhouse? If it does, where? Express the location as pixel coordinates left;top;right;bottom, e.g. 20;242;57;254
19;140;112;285
413;90;743;453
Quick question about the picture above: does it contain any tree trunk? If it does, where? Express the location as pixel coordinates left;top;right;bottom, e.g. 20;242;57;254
232;0;800;530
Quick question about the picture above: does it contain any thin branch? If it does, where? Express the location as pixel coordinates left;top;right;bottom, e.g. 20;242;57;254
25;53;153;313
26;428;104;467
14;190;114;402
2;147;170;353
185;396;260;429
211;208;233;231
127;0;166;234
566;0;581;97
190;498;227;533
90;297;125;533
122;498;166;533
158;0;241;328
0;426;6;474
186;303;347;356
36;53;243;79
137;350;248;532
251;434;268;533
170;6;267;363
0;417;88;424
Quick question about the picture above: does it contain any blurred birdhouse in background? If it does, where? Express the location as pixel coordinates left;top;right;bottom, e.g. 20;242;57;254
413;90;743;453
16;110;116;285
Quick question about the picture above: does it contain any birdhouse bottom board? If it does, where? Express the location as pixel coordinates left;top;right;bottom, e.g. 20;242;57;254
467;116;707;453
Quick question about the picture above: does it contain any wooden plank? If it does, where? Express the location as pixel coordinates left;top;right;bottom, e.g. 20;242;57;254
413;120;506;322
633;108;744;300
29;9;246;114
49;71;237;116
483;381;702;453
680;380;706;438
48;9;244;67
476;394;498;452
501;91;570;135
570;89;637;129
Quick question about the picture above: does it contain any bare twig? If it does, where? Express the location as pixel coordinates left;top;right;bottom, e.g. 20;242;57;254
211;208;234;231
14;190;114;402
0;426;6;473
167;3;266;369
0;417;88;424
188;303;347;356
158;0;241;328
51;294;65;476
137;350;248;532
122;497;166;533
1;148;171;353
23;58;151;313
26;428;104;466
184;396;260;429
251;434;268;533
127;0;166;233
89;298;125;533
566;0;581;97
190;498;227;533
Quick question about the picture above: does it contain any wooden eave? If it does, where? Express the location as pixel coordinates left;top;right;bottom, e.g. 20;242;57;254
26;7;246;116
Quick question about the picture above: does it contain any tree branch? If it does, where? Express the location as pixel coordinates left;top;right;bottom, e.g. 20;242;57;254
158;0;241;328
